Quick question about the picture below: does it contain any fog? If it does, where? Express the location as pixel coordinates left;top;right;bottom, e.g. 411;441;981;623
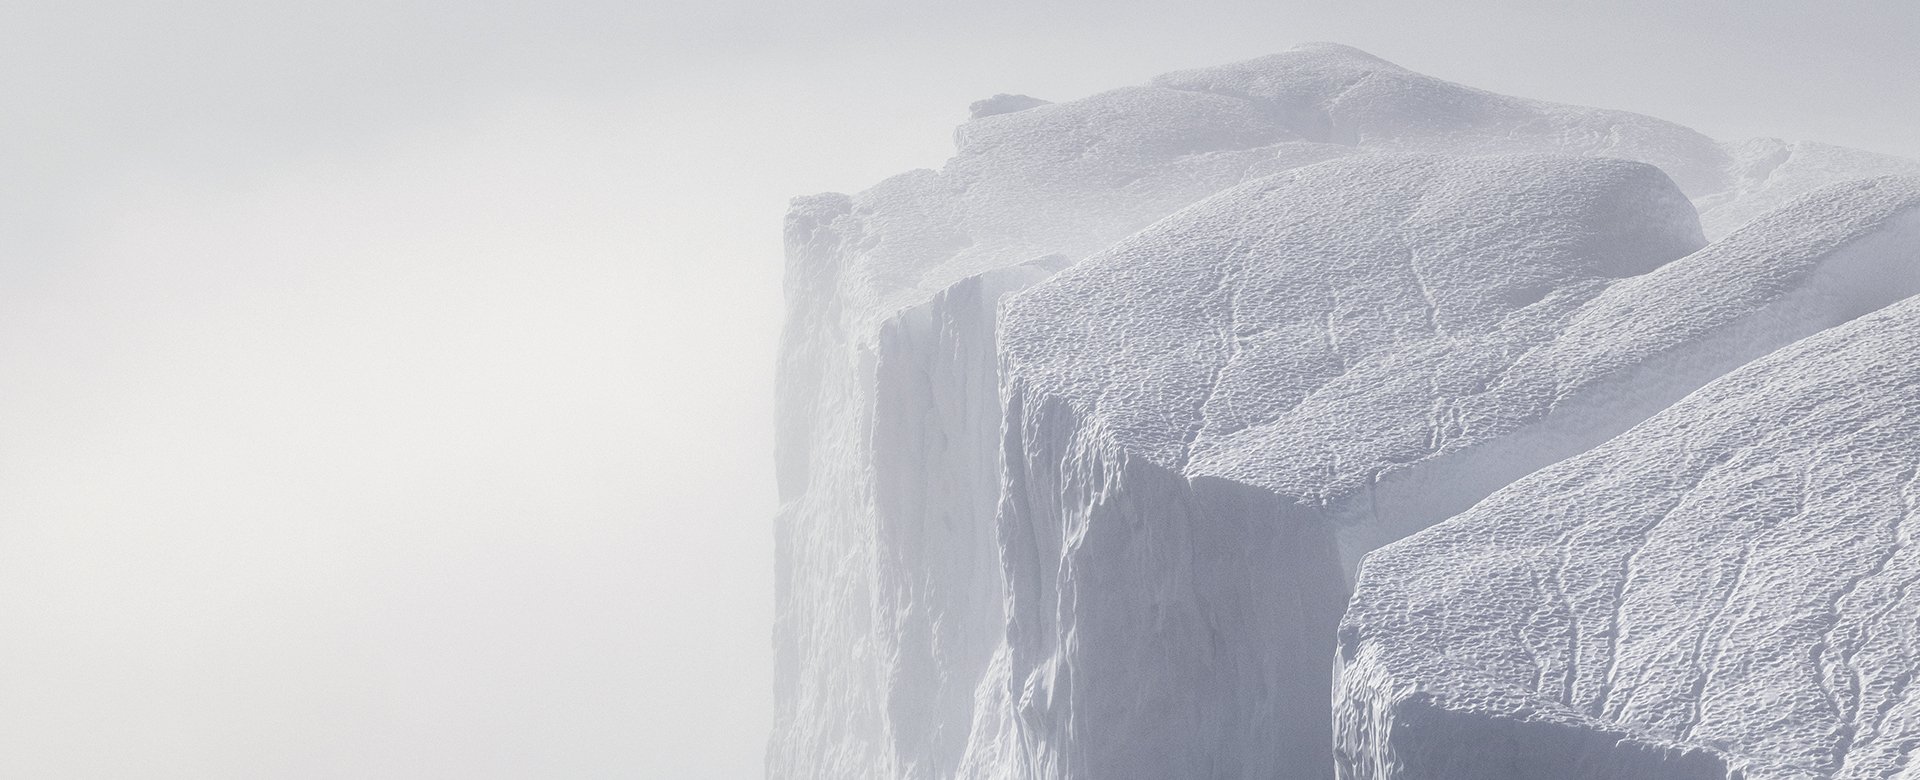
2;2;1913;777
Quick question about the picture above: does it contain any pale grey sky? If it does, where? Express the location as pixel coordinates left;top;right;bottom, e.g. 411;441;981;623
1;2;1914;778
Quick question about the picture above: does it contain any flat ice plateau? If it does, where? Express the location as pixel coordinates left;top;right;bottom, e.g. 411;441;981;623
772;43;1920;779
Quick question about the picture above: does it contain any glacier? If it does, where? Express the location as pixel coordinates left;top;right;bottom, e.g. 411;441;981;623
771;42;1920;780
992;162;1920;779
1338;294;1920;779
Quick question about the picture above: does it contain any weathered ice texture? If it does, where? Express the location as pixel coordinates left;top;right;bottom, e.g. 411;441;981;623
989;160;1920;779
772;42;1920;780
1339;293;1920;780
772;51;1341;780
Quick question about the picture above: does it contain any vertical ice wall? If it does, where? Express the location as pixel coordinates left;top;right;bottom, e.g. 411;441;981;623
870;259;1067;777
772;43;1920;780
770;64;1327;779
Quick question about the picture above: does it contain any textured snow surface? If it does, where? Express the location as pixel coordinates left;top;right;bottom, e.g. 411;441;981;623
772;42;1920;780
1005;166;1920;560
1701;140;1920;238
992;162;1920;779
1339;295;1920;780
1003;153;1704;497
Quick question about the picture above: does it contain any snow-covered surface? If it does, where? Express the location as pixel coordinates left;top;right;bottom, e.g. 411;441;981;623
1005;166;1920;564
1339;294;1920;779
1701;140;1920;238
1149;44;1729;198
991;159;1920;778
1002;153;1704;496
771;42;1920;780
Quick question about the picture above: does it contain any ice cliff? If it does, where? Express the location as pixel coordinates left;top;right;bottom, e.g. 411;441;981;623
771;43;1920;780
1338;293;1920;780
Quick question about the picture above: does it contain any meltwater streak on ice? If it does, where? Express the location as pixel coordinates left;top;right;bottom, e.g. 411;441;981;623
772;42;1920;780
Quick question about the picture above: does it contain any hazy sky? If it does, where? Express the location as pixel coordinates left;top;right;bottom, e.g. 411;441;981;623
3;2;1915;778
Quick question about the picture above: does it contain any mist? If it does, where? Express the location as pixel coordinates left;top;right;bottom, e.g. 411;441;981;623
2;2;1914;778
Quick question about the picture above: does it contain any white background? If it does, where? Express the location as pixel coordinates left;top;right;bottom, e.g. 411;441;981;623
2;1;1915;777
